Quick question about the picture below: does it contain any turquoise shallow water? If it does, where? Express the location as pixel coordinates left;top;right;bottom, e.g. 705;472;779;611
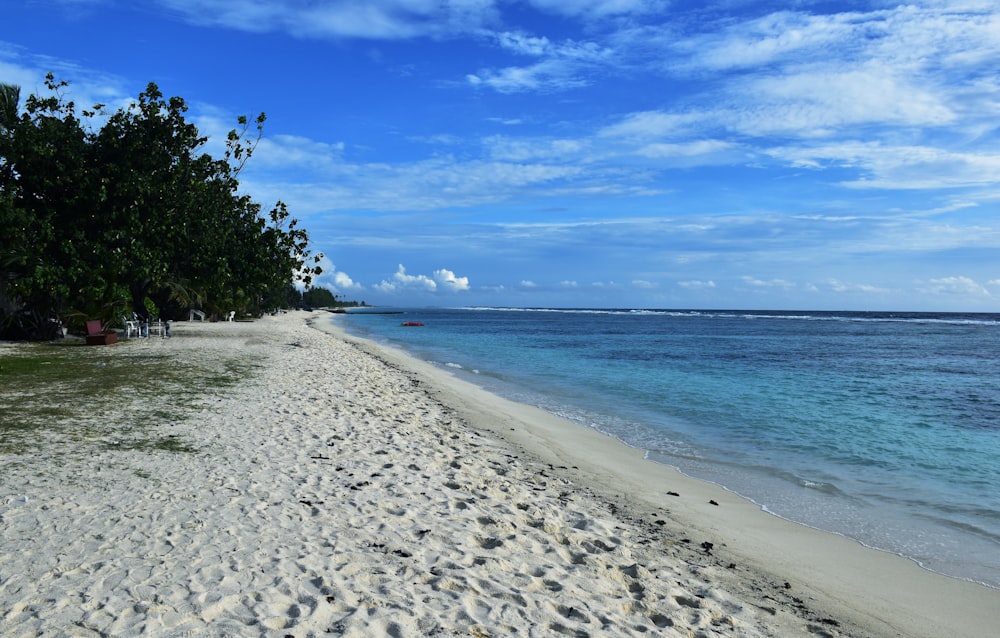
336;307;1000;587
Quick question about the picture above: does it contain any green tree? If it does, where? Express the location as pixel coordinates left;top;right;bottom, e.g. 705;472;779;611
93;82;221;318
0;83;18;132
0;83;21;328
94;88;320;319
1;76;99;338
302;286;337;308
0;76;322;339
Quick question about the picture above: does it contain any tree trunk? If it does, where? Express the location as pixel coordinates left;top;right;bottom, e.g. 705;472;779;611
130;279;152;321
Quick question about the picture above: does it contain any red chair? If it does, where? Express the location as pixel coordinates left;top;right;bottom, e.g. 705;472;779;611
85;320;118;345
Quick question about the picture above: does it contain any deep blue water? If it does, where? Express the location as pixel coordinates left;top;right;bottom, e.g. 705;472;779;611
335;307;1000;587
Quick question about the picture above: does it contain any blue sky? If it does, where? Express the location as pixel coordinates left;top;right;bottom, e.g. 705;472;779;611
3;0;999;310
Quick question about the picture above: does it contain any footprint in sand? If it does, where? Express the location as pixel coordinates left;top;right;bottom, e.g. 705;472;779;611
474;536;504;550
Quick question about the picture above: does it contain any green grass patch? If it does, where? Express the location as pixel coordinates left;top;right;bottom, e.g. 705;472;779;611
152;435;197;453
106;434;197;454
0;340;256;455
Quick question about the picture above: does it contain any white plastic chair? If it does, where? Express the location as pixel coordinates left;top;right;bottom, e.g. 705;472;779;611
122;315;139;339
148;319;166;337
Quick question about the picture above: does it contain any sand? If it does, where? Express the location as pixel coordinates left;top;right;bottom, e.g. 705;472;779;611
1;312;997;637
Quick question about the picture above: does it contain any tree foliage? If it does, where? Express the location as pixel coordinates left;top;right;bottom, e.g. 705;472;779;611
0;75;321;339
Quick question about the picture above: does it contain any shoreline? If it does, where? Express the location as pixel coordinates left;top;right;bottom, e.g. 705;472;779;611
334;307;1000;589
317;313;1000;637
2;312;997;636
337;308;1000;592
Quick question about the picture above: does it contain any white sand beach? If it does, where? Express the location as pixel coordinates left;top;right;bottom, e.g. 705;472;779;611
2;312;998;637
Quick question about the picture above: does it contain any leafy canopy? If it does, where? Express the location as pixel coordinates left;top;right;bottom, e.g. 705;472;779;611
0;75;322;339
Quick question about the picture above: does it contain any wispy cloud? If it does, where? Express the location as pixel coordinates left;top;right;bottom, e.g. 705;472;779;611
527;0;668;19
741;276;795;289
467;30;613;93
825;279;891;295
919;275;992;297
156;0;500;39
602;3;1000;186
242;154;585;213
466;58;590;93
669;10;865;72
6;0;1000;308
772;143;1000;190
678;280;716;289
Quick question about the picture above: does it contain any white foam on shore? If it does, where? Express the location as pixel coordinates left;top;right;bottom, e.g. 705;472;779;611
1;312;996;637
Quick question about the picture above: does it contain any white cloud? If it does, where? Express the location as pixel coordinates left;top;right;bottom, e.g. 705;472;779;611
310;256;362;292
487;116;523;125
741;276;795;289
467;58;589;93
484;135;589;162
157;0;500;40
633;139;743;167
332;270;361;291
520;280;537;288
605;72;957;145
826;279;890;294
678;280;715;289
374;264;435;292
468;27;613;94
726;68;956;138
769;142;1000;189
434;268;470;291
0;60;63;99
921;276;991;297
480;284;507;293
248;156;586;215
140;0;1000;216
528;0;668;19
496;31;552;56
0;55;132;128
673;5;1000;83
676;10;859;72
252;135;346;171
631;279;657;289
606;4;1000;179
598;111;704;140
373;264;469;293
637;140;735;158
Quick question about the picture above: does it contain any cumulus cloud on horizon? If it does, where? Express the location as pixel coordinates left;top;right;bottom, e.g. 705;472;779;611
373;264;471;293
309;256;362;292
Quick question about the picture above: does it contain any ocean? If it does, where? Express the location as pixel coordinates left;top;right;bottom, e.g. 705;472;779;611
334;307;1000;588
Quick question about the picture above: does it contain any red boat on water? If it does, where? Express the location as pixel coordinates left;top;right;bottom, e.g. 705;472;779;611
400;321;424;327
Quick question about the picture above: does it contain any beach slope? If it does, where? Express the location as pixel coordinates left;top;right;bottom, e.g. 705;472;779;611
1;313;996;637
